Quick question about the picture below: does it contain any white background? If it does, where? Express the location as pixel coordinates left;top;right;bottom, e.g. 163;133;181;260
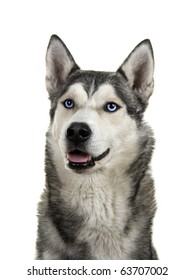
0;0;194;278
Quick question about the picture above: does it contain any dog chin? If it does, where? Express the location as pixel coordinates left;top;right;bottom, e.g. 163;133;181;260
64;148;110;173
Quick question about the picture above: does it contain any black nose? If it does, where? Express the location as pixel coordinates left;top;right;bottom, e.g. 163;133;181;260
66;122;92;144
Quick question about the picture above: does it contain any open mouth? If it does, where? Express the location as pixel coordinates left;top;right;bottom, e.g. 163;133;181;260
67;148;110;170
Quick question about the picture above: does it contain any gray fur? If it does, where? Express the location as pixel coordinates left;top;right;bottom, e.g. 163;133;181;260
36;35;157;260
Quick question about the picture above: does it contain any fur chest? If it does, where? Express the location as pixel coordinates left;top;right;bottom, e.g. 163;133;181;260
61;172;137;259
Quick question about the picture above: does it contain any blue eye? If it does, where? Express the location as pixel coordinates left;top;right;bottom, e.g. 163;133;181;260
63;99;74;109
105;102;119;112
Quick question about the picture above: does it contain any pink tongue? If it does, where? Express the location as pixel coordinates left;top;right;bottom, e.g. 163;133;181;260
67;153;90;163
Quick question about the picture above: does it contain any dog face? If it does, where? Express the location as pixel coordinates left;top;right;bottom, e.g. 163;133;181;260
45;35;154;173
51;80;139;172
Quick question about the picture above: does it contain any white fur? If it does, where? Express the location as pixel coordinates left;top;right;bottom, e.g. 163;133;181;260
52;83;138;169
48;134;139;259
48;83;140;259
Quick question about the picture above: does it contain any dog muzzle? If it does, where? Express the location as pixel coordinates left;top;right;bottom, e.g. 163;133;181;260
65;122;110;171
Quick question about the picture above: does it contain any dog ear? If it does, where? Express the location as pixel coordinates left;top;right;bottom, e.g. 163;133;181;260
117;39;154;100
45;35;79;96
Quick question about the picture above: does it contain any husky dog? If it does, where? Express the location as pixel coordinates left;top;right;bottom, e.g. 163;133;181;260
36;35;157;260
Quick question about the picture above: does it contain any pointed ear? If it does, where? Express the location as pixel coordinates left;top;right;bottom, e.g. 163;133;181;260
117;39;154;100
45;35;79;96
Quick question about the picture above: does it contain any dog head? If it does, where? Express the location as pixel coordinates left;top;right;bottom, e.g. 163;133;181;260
45;35;154;173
